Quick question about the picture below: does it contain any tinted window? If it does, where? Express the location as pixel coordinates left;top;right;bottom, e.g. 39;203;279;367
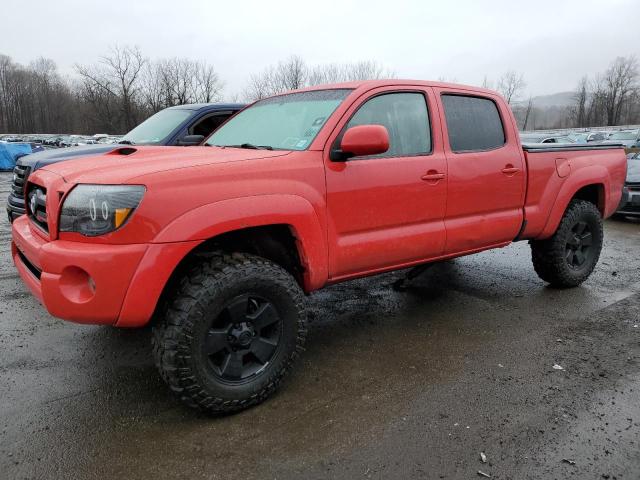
442;95;505;152
344;92;431;158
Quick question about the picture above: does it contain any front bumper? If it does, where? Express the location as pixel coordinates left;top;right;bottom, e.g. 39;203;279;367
12;215;148;325
11;215;201;327
617;185;640;216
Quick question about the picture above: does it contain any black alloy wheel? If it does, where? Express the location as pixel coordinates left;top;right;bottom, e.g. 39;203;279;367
152;252;307;414
203;294;282;383
565;220;594;269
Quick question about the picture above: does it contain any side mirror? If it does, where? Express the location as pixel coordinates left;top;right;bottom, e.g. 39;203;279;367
177;134;205;146
331;125;389;161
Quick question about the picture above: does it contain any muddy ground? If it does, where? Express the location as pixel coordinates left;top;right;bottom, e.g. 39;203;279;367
1;170;639;479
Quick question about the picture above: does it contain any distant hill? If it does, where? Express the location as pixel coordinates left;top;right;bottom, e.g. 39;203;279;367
512;91;575;108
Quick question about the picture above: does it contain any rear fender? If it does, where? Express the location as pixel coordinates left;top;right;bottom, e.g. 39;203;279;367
539;165;609;239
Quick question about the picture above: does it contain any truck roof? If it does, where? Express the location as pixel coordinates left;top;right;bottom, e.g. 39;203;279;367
276;79;499;97
168;103;246;112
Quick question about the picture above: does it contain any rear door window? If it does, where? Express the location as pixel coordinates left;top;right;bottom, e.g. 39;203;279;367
441;95;505;152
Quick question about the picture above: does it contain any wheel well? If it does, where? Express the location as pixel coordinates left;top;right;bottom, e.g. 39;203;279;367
151;225;306;325
572;184;605;215
166;224;304;290
195;225;304;280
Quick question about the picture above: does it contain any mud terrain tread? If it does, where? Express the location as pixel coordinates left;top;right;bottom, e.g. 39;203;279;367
531;200;603;288
152;252;307;414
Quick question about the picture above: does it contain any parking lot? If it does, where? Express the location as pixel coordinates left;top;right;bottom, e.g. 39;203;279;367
1;169;639;479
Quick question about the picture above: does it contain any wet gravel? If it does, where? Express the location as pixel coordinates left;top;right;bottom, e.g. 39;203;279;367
1;171;639;479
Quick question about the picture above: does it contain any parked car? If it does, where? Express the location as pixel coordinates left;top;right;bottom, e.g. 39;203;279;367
617;152;640;217
567;131;608;143
608;130;640;148
6;103;244;221
520;133;574;144
10;80;627;413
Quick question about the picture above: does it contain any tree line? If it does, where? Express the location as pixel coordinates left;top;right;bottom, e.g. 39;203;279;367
0;46;638;134
484;56;640;130
0;47;393;135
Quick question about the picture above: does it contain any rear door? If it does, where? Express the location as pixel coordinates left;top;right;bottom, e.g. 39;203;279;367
434;89;526;253
324;87;448;278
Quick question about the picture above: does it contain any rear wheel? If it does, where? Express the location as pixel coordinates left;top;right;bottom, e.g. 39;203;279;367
531;200;603;288
152;253;307;414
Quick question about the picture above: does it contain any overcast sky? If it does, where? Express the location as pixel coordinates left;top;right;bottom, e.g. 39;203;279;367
3;0;639;98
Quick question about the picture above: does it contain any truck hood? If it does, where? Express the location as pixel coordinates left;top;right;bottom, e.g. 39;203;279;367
40;146;291;184
17;144;118;170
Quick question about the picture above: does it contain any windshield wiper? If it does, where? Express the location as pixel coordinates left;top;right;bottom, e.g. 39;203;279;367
229;143;273;150
119;139;135;145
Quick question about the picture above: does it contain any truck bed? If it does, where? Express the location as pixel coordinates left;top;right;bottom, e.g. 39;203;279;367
519;143;627;240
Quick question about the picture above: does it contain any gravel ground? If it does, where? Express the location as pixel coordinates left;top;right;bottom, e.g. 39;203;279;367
1;170;639;479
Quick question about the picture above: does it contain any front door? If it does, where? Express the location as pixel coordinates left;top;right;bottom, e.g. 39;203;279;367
324;87;448;279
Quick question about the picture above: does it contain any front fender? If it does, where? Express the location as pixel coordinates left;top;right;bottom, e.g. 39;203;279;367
539;165;610;239
153;194;328;290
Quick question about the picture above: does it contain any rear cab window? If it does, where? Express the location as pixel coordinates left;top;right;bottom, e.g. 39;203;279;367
441;94;505;153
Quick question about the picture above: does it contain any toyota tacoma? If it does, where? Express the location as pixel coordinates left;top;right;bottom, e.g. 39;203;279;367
11;81;627;413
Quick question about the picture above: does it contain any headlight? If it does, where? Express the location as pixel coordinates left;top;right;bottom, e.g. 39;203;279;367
59;185;145;236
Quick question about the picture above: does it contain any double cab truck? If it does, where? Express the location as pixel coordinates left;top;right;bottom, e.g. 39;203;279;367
11;80;627;413
6;102;244;221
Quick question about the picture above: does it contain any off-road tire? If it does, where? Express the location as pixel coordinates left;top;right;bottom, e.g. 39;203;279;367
152;252;307;414
531;200;603;288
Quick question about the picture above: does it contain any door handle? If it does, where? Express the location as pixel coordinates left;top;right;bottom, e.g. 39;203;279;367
501;165;520;175
421;171;445;182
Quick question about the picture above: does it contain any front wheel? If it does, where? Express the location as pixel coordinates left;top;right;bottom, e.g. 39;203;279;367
531;200;603;288
152;253;307;414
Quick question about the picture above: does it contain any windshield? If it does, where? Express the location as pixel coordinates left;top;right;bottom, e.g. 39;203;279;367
609;131;638;140
206;89;352;150
121;108;193;145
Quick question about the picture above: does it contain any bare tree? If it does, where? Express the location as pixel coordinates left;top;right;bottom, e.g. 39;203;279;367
481;75;493;89
76;45;147;131
522;97;534;130
497;70;526;104
602;56;638;126
570;76;589;127
243;55;308;101
193;62;223;103
244;57;393;100
308;60;392;85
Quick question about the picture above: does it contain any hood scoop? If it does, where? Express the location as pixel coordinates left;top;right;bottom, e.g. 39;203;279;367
108;147;137;156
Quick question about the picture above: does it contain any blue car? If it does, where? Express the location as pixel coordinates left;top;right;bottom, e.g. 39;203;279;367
7;103;244;221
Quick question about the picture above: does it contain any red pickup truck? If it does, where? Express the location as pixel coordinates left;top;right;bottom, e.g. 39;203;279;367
11;80;627;413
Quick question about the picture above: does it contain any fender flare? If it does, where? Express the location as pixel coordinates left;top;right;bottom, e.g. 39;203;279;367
117;195;328;327
539;164;609;239
153;194;328;290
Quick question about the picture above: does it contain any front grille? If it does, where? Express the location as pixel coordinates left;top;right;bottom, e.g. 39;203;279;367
628;182;640;191
11;165;31;197
27;185;48;233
